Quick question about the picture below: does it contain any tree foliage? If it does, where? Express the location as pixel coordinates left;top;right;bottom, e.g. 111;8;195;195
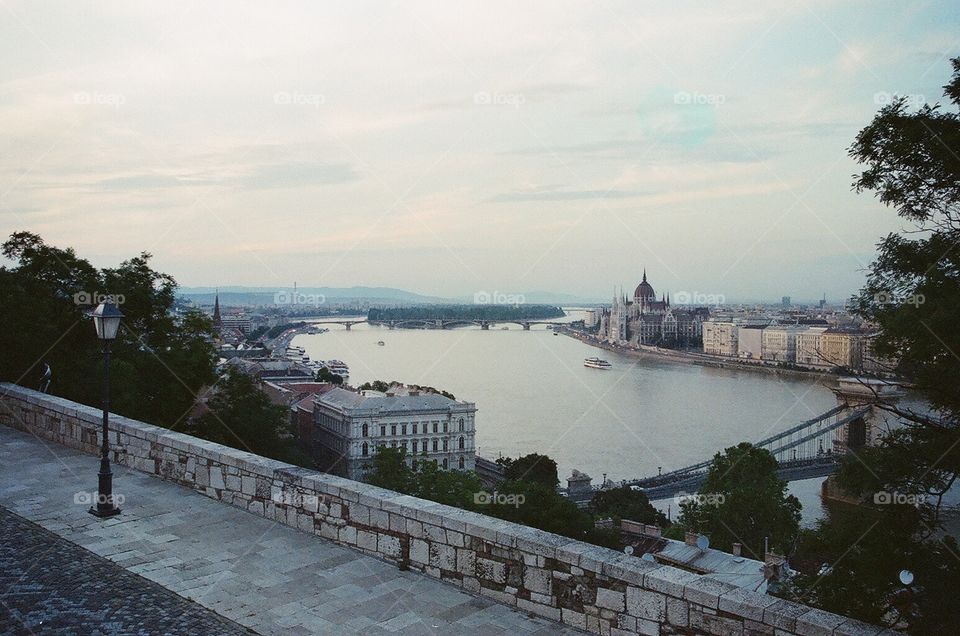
496;453;559;488
784;59;960;632
677;443;801;558
0;231;217;426
187;368;309;466
589;485;666;526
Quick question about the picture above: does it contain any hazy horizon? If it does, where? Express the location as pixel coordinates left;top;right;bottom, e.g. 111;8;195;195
2;2;957;301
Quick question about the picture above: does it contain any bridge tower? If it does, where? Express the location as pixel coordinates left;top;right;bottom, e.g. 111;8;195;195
345;323;351;331
481;321;489;330
832;377;904;454
522;322;530;330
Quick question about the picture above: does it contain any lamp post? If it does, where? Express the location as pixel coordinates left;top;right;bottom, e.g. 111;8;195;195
89;301;123;518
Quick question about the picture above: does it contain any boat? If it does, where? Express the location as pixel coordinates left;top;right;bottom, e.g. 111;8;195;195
324;359;350;381
377;340;385;346
500;327;509;330
583;357;612;369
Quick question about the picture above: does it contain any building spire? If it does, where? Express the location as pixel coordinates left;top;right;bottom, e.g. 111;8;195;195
642;268;647;283
213;288;222;326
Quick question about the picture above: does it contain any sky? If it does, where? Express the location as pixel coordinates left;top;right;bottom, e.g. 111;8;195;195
1;1;958;303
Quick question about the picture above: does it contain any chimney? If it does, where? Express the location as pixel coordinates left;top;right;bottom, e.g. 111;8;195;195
684;531;698;546
732;542;741;557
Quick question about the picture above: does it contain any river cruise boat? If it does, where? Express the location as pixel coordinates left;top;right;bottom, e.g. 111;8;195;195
583;357;611;369
323;359;350;380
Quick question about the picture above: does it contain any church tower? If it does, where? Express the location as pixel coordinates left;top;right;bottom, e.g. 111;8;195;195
213;289;222;328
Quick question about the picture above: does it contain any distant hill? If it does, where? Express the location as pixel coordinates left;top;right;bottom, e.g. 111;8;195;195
178;286;451;307
178;286;605;307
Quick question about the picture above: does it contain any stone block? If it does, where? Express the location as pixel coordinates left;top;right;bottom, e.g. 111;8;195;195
476;557;506;584
429;543;456;571
682;576;737;610
626;586;666;621
410;538;430;565
378;534;402;558
762;599;812;632
596;587;626;612
356;530;378;552
719;587;780;622
240;475;256;496
523;567;552;595
456;548;476;575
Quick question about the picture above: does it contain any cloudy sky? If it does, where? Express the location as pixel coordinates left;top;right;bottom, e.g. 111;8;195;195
1;1;957;302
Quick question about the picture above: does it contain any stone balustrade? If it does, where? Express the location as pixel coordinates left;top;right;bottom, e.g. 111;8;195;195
0;383;886;636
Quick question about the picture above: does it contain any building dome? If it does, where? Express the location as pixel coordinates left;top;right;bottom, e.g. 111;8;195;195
633;270;655;301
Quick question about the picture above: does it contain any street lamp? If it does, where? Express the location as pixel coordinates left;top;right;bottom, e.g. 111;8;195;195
89;301;123;518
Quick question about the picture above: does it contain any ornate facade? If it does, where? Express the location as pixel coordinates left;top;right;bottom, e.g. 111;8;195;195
599;270;708;346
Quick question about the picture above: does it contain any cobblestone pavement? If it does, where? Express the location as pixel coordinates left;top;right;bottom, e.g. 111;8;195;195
0;507;253;635
0;426;584;635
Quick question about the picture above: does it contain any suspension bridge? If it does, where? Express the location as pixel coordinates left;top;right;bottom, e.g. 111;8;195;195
573;403;872;503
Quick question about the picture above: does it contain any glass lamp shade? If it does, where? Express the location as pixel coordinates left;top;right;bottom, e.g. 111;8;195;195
92;301;124;341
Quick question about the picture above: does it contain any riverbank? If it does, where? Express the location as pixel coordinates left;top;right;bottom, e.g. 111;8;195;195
560;328;841;384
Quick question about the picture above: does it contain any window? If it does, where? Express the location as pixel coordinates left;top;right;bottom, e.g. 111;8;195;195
442;458;448;469
362;423;368;437
432;438;438;452
433;422;438;434
459;417;464;431
361;442;368;456
458;456;465;469
442;439;448;452
401;424;407;435
401;441;407;451
391;441;396;448
423;438;428;451
412;440;418;454
458;436;464;450
412;423;418;434
390;424;396;436
380;425;386;437
443;421;448;433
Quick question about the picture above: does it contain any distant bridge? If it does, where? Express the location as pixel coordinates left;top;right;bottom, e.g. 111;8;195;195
317;319;569;331
568;404;872;504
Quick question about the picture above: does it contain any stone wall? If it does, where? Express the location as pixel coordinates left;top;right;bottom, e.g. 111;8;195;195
0;383;885;636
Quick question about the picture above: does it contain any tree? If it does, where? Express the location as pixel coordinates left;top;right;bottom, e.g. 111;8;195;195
589;486;666;526
315;367;344;385
0;232;216;427
785;59;960;632
188;368;309;466
497;453;559;488
677;443;801;557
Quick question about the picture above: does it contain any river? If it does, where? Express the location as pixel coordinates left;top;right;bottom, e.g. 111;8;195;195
293;311;838;525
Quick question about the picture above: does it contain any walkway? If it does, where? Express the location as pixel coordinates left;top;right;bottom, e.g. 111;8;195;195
0;507;252;635
0;426;581;635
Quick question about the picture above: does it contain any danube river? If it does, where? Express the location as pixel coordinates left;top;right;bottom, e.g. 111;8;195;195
294;312;838;525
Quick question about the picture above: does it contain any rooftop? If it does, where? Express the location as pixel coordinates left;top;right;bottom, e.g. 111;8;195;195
316;387;475;415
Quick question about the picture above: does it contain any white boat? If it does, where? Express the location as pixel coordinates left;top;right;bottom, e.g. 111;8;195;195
377;341;385;346
324;359;350;380
583;357;612;369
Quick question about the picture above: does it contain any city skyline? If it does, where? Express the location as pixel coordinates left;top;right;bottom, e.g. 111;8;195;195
2;2;957;300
